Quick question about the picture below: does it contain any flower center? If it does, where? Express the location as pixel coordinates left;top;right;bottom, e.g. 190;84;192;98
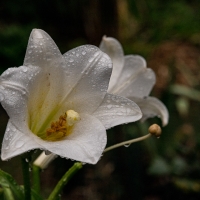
40;110;80;141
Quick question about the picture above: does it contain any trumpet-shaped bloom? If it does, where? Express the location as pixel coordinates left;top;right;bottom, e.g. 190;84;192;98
100;37;169;126
0;29;142;164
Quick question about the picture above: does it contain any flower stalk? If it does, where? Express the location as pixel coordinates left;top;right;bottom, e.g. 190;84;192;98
32;165;41;194
104;124;162;153
21;156;31;200
47;162;82;200
103;133;151;153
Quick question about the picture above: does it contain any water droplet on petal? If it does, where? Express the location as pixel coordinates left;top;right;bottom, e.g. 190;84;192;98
88;57;93;62
108;63;112;68
0;93;4;101
94;52;100;57
82;51;86;55
23;68;28;72
69;58;74;63
107;105;112;109
15;140;24;148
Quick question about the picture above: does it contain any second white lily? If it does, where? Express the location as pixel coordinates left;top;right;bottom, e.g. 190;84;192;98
100;36;169;126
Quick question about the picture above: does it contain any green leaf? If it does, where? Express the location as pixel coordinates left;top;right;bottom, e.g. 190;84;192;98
0;169;24;200
3;187;15;200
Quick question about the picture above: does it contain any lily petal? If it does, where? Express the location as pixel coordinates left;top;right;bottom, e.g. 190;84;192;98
129;96;169;126
33;114;107;164
1;120;40;160
93;93;142;129
62;45;112;114
24;29;63;68
112;55;156;98
99;36;124;91
0;66;41;129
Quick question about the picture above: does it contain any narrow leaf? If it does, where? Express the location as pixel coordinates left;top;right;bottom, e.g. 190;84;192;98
0;169;24;199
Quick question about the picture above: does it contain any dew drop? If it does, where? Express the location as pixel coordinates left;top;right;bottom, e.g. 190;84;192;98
0;86;5;90
4;146;9;150
69;58;74;63
23;68;28;72
94;52;100;57
107;105;112;109
108;63;112;68
88;57;93;62
82;51;86;55
15;140;24;148
0;93;4;101
124;144;131;147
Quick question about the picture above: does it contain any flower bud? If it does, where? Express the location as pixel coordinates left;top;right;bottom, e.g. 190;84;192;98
148;124;162;137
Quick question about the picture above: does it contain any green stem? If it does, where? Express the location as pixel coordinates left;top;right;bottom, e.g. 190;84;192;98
21;156;31;200
47;162;82;200
32;165;41;194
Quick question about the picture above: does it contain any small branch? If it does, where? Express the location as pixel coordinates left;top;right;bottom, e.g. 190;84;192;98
104;133;151;153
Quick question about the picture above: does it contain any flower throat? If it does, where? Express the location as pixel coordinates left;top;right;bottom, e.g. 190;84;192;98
39;110;80;141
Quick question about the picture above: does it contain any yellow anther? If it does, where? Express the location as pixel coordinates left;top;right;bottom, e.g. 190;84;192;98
66;110;80;126
45;110;80;141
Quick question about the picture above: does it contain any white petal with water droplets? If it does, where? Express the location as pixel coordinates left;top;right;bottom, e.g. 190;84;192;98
24;29;63;68
33;114;107;164
129;96;169;126
0;66;41;129
62;45;112;114
1;120;40;160
112;55;156;98
100;36;124;91
2;115;107;164
93;93;142;129
99;36;169;125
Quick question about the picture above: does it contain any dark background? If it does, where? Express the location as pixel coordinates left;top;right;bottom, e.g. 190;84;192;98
1;0;200;199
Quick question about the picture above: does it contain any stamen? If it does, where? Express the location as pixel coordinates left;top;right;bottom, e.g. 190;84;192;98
44;110;80;141
103;124;162;153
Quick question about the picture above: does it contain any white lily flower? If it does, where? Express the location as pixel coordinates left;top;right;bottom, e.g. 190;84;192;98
100;36;169;126
0;29;142;164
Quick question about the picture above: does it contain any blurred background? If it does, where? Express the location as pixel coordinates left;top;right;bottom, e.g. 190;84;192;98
1;0;200;199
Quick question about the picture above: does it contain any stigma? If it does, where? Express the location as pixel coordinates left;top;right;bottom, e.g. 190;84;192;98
45;110;80;141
